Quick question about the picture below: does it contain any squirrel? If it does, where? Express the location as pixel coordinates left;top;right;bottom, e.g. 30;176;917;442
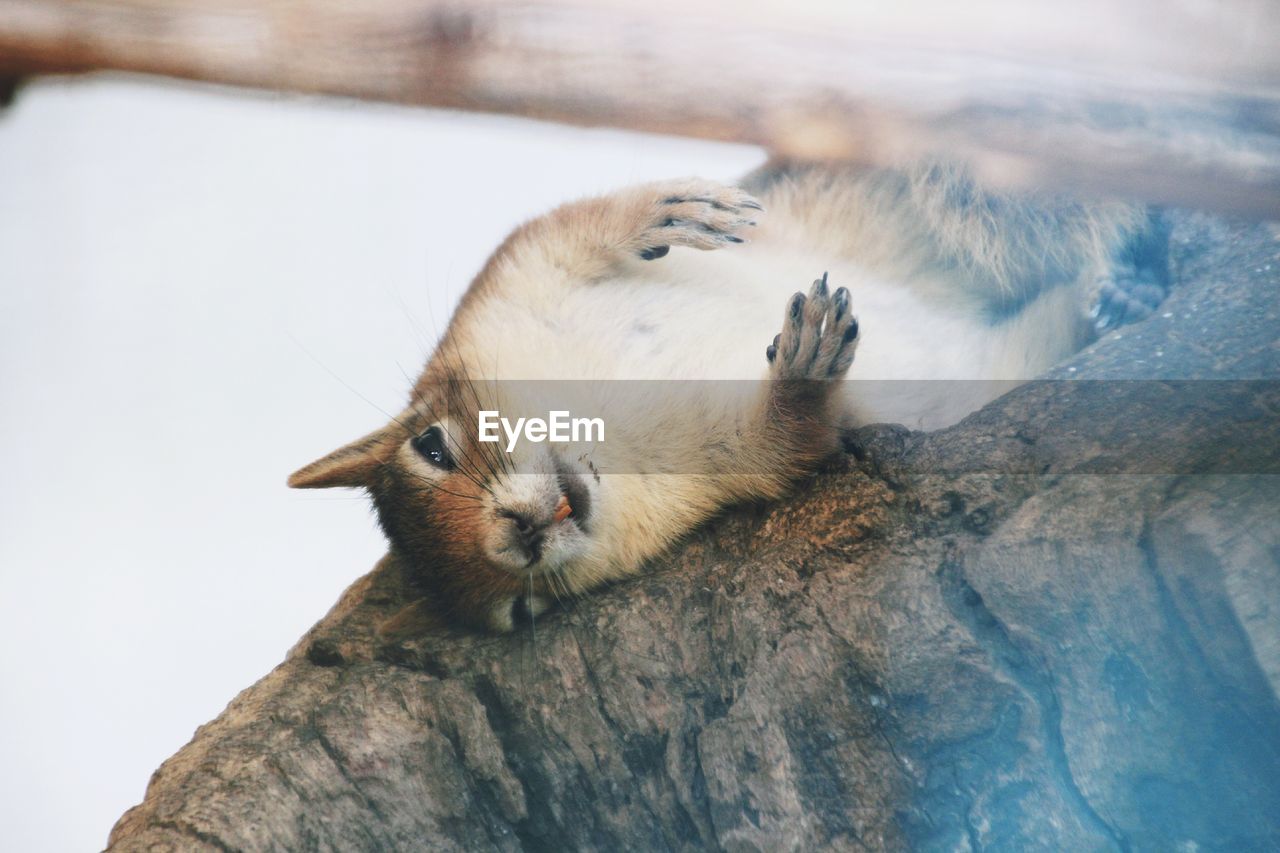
288;161;1169;632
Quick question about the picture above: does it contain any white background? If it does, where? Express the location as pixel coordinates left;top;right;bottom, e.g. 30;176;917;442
0;76;762;851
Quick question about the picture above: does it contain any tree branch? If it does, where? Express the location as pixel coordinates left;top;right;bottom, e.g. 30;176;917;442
106;213;1280;850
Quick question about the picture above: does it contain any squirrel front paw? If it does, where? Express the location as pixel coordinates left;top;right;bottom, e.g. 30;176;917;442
767;273;859;380
627;179;761;261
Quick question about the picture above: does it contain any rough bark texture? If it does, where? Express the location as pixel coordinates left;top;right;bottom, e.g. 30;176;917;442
109;214;1279;851
2;1;1280;216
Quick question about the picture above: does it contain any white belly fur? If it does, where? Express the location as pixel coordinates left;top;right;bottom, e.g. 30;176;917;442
460;242;1085;432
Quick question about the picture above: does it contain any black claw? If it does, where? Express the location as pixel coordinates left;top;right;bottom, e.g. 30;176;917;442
766;344;777;363
821;271;829;287
772;333;781;347
832;287;849;319
790;294;805;318
813;275;828;298
843;319;859;342
725;235;745;243
741;200;764;211
638;246;670;261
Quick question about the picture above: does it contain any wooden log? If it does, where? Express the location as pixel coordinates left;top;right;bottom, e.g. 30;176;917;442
104;213;1280;850
1;0;1279;215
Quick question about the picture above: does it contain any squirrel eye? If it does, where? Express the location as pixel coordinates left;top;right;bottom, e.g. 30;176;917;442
412;426;453;470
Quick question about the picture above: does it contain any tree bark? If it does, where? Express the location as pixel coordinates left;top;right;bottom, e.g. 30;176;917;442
2;0;1279;216
106;213;1280;850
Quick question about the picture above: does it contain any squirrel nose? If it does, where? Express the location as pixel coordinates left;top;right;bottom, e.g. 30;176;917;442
503;510;548;560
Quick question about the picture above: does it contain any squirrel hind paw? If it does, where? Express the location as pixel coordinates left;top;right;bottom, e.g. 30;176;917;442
1091;211;1172;332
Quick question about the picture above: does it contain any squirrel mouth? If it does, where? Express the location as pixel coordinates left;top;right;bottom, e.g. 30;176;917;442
554;461;592;532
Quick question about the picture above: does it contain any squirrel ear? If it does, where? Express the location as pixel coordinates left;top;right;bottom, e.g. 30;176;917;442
288;425;399;489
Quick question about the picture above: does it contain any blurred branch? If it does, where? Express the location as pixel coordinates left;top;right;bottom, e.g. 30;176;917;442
1;0;1279;215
